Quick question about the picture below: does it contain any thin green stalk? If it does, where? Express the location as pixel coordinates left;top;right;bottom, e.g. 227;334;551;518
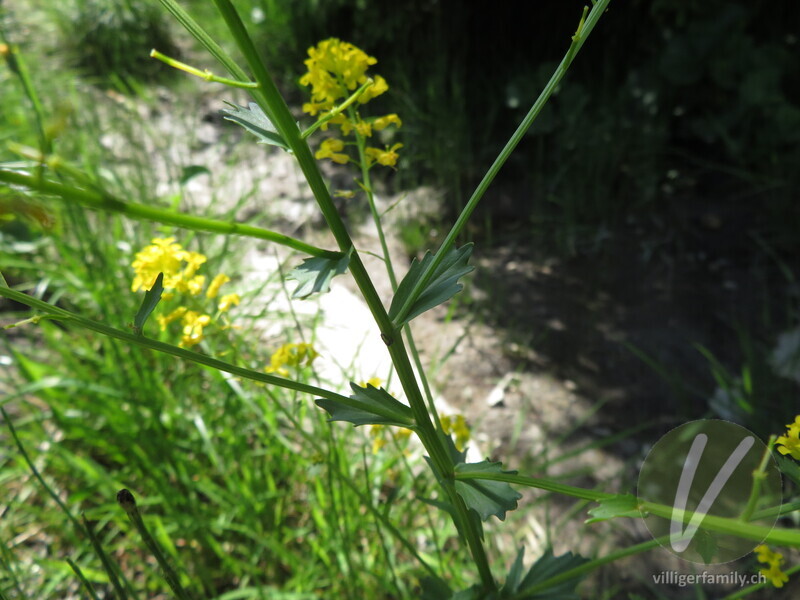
0;168;340;259
210;0;495;587
361;449;402;594
0;35;49;156
350;110;444;430
390;0;612;329
455;470;613;502
739;435;776;522
82;514;134;600
455;470;800;547
156;0;249;85
66;558;101;600
750;499;800;521
0;287;372;413
150;49;258;88
1;405;85;540
640;500;800;547
302;78;375;139
116;489;193;600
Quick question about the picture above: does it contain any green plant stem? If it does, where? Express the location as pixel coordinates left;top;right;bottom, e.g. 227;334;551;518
639;500;800;547
0;168;340;259
66;559;101;600
390;0;612;329
350;117;444;430
150;49;258;88
750;499;800;521
157;0;249;86
739;435;776;522
82;514;134;600
116;489;193;600
302;78;374;139
0;405;85;540
455;470;613;502
210;0;494;588
455;471;800;547
0;35;49;156
0;287;378;414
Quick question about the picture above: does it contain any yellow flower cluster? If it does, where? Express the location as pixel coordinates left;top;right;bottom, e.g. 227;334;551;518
441;414;471;451
776;415;800;460
300;38;403;169
131;238;240;348
755;545;789;588
265;342;319;377
131;237;207;297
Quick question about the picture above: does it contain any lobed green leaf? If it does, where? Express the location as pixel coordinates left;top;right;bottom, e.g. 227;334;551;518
454;460;522;522
287;251;351;299
389;244;474;326
514;548;590;599
221;102;289;150
585;493;641;524
316;382;414;428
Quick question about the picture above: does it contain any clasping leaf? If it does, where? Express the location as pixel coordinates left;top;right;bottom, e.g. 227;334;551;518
132;272;163;336
221;102;290;150
316;382;414;428
287;250;351;299
389;243;474;327
504;547;589;599
454;460;522;522
585;493;641;524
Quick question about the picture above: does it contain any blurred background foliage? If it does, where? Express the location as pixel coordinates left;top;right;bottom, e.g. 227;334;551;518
186;0;800;254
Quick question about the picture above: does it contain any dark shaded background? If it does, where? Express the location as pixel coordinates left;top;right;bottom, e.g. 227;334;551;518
239;0;800;437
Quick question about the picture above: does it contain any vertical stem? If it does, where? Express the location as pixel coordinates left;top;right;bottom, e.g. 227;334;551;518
211;0;496;589
390;0;612;328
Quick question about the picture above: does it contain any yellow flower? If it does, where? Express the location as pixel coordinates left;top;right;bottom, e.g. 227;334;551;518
756;545;784;566
365;143;403;167
315;138;349;164
369;423;412;454
760;564;789;588
370;424;387;454
218;293;240;313
354;120;372;137
359;377;382;388
265;342;319;377
157;306;188;332
131;237;183;292
373;113;402;130
359;75;388;103
180;310;211;348
131;238;208;296
394;427;413;441
300;38;378;111
206;273;230;299
755;545;789;588
776;415;800;460
441;414;470;451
